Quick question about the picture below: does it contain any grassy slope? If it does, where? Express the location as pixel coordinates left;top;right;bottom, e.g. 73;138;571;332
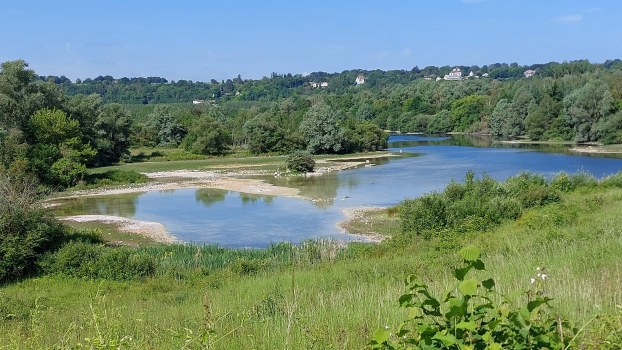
1;189;621;349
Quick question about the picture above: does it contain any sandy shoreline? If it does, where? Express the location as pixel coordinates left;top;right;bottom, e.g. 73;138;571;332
336;207;388;243
60;215;177;244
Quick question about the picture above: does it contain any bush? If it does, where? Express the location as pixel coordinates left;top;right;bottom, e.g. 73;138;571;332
0;172;66;283
370;246;576;350
42;242;155;281
399;172;562;239
285;151;315;173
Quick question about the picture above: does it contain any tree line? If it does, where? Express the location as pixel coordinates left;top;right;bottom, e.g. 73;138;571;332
0;60;388;190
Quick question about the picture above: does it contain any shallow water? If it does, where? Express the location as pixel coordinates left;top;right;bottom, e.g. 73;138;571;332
52;135;622;248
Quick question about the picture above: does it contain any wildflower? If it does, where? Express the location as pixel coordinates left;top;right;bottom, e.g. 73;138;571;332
385;326;389;329
536;267;541;271
541;274;547;280
530;278;535;284
537;273;541;277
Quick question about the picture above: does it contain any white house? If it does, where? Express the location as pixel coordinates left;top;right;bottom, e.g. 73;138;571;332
355;74;366;85
444;68;462;81
311;82;318;88
524;70;536;78
320;82;328;88
192;99;205;104
482;73;489;77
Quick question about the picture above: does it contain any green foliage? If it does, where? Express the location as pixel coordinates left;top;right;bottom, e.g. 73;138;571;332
145;105;185;147
285;150;315;173
82;170;149;187
299;103;347;154
183;115;230;155
564;81;615;142
41;242;155;280
400;172;561;238
451;95;487;132
29;108;80;145
0;172;66;283
370;247;576;350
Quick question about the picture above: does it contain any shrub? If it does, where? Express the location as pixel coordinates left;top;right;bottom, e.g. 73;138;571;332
0;172;66;283
285;151;315;173
369;246;577;350
42;242;155;281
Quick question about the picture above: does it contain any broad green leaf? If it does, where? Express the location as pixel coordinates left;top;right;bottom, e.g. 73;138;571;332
499;306;510;317
482;278;495;290
453;266;472;281
399;294;413;306
472;259;486;270
460;344;474;350
432;332;457;346
488;343;502;350
482;331;492;342
372;329;391;344
456;321;477;331
460;245;480;262
459;279;478;296
405;274;418;285
527;297;553;312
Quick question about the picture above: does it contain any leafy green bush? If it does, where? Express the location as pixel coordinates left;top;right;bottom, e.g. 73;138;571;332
400;172;564;238
285;150;315;173
370;246;578;350
0;172;66;283
85;170;149;186
42;242;155;281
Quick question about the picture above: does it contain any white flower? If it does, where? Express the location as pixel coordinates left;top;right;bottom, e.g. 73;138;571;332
390;333;393;336
530;278;535;284
385;326;389;329
537;273;541;277
536;267;541;271
541;274;547;280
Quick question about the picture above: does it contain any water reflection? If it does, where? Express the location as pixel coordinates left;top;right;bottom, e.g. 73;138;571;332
51;192;142;217
50;135;622;247
195;188;228;208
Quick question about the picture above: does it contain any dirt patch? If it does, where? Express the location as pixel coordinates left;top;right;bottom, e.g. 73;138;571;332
60;215;177;244
570;146;622;154
336;207;389;243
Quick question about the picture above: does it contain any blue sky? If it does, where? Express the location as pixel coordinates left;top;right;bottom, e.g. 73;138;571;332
1;0;619;81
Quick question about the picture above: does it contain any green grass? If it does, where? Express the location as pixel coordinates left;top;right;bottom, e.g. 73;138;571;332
88;151;395;174
2;186;622;348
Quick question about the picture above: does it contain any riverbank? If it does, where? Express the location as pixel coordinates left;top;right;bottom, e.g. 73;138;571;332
48;152;399;201
60;215;177;245
5;185;622;348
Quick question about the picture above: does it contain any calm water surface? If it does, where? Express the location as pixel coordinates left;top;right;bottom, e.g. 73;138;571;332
53;135;622;248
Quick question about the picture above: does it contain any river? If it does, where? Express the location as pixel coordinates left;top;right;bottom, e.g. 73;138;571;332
52;135;622;248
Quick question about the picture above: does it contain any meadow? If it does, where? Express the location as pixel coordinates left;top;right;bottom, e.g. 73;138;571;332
1;173;622;349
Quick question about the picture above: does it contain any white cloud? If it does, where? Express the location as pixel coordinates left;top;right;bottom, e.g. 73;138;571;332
65;43;79;57
553;14;582;23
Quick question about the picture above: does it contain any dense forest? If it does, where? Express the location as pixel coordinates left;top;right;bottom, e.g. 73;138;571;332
50;58;622;144
3;58;622;190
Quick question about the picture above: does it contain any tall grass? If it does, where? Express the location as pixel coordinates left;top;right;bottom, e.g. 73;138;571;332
2;173;622;348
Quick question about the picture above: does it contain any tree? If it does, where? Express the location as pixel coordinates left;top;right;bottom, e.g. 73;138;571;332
90;104;132;165
243;114;280;154
183;115;230;155
427;110;454;133
356;103;374;121
525;95;562;140
451;95;487;132
145;105;185;147
299;103;347;154
27;109;95;187
564;81;614;142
